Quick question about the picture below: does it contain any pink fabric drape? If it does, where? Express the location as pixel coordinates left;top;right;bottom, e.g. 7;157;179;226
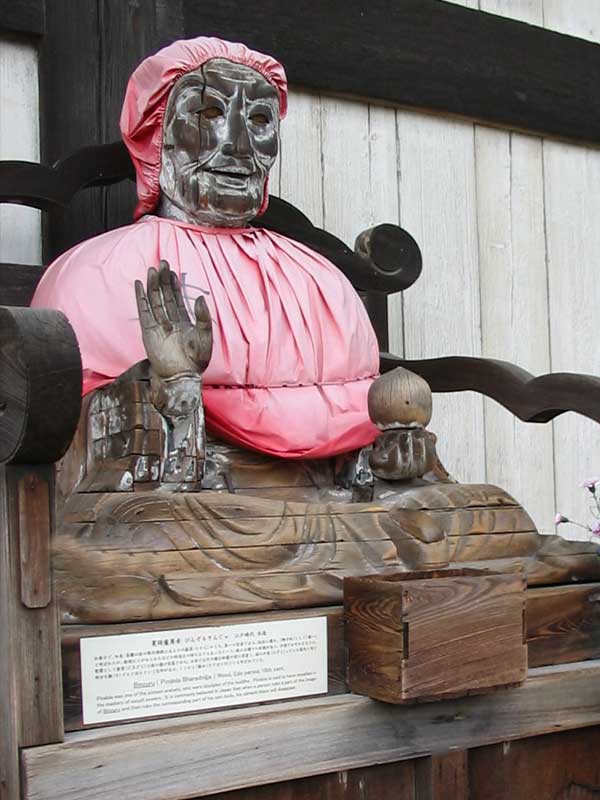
32;216;380;458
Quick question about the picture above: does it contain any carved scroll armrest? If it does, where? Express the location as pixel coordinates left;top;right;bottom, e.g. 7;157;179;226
380;352;600;425
0;306;82;464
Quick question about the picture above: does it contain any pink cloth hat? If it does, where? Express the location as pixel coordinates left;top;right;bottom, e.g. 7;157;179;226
120;36;288;220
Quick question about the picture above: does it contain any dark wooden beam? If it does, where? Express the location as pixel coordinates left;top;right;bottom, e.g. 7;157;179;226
0;0;44;36
185;0;600;146
381;353;600;427
40;0;184;261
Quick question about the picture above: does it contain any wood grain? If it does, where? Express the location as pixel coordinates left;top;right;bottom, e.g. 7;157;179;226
527;583;600;668
0;263;45;306
204;760;416;800
396;104;484;486
21;661;600;800
56;477;598;622
0;38;41;268
345;569;527;703
542;2;600;546
0;465;63;800
18;470;51;608
473;0;554;532
469;726;600;800
415;752;469;800
0;306;81;465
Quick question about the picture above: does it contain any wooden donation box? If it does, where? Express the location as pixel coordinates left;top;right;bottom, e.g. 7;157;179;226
344;569;528;703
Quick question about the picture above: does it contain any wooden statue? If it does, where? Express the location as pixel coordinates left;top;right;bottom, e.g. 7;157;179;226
27;36;597;625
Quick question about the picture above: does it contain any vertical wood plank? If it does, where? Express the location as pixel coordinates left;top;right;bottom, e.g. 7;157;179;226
542;0;600;541
279;90;324;226
320;97;398;259
0;37;41;266
0;467;20;799
18;471;51;608
415;752;469;800
397;111;484;483
201;760;416;799
319;95;399;349
41;0;184;260
398;0;483;484
475;0;554;531
0;465;63;799
469;727;600;800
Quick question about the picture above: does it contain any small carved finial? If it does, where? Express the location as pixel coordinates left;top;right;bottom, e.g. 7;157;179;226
368;367;432;430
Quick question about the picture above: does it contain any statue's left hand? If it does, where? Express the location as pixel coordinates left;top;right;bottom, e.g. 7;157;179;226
134;260;213;380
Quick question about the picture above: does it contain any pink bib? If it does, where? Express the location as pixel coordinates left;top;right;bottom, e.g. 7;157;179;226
31;216;380;458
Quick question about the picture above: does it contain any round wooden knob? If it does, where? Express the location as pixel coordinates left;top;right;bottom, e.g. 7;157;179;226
0;307;82;464
368;367;432;429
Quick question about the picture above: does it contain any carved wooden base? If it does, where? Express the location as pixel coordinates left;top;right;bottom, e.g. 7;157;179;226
53;377;600;624
55;481;600;623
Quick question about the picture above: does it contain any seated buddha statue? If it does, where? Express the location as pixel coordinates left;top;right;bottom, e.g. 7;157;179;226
31;37;591;624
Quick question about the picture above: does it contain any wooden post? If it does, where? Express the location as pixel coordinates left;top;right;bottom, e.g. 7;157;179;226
0;306;81;799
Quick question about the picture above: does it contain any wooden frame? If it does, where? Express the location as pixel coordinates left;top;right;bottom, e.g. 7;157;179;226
0;0;44;36
21;662;600;800
185;0;600;146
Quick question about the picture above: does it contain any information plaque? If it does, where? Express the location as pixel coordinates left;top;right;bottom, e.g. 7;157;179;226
80;616;328;724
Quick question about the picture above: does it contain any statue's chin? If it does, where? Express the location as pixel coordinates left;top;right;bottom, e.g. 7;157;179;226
161;174;265;228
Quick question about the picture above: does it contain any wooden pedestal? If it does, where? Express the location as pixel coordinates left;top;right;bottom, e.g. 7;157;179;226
344;568;527;703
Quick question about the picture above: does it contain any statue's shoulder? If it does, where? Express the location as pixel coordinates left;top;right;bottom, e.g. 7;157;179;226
31;217;166;307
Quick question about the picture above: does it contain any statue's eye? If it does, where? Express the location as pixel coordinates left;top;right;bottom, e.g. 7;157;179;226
199;106;223;120
250;112;270;126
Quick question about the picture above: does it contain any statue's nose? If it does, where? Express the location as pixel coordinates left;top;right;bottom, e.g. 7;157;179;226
221;111;252;158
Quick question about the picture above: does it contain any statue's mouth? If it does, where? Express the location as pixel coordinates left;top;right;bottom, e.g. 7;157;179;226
205;165;255;188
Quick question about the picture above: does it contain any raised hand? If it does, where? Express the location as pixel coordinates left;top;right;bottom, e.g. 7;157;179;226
134;260;213;380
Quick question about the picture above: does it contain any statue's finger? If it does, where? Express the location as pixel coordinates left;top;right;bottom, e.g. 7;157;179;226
170;271;192;325
158;260;179;324
134;279;155;330
147;266;170;330
193;296;213;365
194;295;212;328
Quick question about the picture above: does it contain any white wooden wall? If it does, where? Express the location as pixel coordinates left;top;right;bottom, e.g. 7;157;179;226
2;8;599;536
273;0;600;537
0;36;40;264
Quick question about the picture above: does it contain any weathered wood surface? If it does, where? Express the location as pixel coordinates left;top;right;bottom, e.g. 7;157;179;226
469;726;600;800
58;578;600;731
1;465;63;800
0;0;44;36
55;476;600;623
204;760;417;800
0;37;41;269
21;661;600;800
0;306;81;465
0;263;45;307
62;607;345;731
18;470;51;608
345;569;527;703
415;752;469;800
185;0;600;146
383;353;600;427
527;583;600;668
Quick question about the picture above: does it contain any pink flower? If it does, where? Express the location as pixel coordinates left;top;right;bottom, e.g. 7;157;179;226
583;477;600;492
554;513;569;525
591;521;600;539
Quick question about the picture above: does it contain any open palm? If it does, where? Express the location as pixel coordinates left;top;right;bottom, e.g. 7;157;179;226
134;260;213;379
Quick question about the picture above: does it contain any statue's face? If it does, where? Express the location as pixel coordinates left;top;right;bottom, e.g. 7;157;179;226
159;58;280;227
